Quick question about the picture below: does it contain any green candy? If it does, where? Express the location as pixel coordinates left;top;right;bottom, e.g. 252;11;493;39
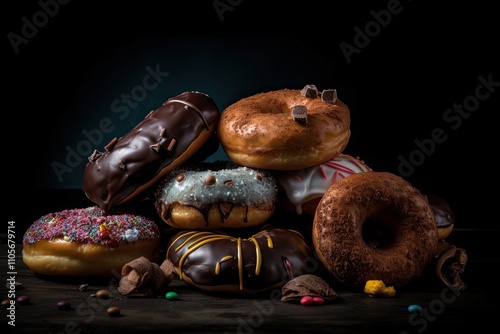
165;291;179;300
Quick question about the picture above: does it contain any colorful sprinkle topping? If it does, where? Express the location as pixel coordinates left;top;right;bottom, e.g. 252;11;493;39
22;207;159;248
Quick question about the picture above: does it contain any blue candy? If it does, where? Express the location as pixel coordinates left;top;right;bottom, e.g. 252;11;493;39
408;304;423;313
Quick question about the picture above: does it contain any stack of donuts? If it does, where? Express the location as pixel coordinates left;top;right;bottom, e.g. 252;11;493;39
23;86;466;294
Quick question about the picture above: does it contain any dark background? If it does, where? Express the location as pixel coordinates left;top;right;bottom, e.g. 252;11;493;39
4;1;498;235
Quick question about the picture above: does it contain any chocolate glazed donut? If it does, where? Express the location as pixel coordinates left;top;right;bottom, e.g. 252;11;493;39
83;91;220;213
166;226;314;294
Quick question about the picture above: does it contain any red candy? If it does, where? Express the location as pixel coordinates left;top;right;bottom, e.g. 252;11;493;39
300;296;314;305
313;296;325;304
300;295;325;306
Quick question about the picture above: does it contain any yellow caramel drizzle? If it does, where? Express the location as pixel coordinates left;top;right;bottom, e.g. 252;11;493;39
215;256;234;275
237;237;243;290
170;229;276;290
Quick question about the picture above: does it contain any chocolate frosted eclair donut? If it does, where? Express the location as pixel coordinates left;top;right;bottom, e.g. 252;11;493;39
154;162;279;229
83;91;220;213
166;225;314;294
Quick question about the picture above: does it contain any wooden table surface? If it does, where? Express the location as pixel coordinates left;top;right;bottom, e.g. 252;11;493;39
2;230;498;334
2;190;499;333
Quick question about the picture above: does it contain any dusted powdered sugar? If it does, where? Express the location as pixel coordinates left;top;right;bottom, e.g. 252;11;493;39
22;206;160;247
156;166;278;209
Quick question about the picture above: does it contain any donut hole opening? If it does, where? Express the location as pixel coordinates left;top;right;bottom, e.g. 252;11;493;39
361;207;401;249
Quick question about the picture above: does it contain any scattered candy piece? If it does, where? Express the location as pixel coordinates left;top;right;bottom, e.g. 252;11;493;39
1;299;12;309
408;304;423;313
364;280;396;297
300;295;326;306
300;296;314;306
312;297;325;305
95;289;110;299
165;291;179;300
57;300;71;311
6;281;23;289
107;306;121;317
16;295;30;305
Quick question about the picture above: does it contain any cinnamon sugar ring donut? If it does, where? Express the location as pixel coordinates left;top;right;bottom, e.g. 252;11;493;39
154;162;278;230
312;172;438;289
166;225;313;294
276;153;372;216
22;207;161;277
217;85;351;170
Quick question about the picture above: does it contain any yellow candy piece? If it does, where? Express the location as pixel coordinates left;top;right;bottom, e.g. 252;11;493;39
364;280;396;297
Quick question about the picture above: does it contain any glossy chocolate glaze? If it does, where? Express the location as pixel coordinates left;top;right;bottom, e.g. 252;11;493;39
427;194;455;228
82;91;219;213
166;226;313;293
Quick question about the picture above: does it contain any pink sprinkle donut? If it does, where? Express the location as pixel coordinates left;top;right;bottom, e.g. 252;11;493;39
22;207;161;277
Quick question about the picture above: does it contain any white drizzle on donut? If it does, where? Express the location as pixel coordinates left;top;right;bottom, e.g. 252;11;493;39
277;154;372;215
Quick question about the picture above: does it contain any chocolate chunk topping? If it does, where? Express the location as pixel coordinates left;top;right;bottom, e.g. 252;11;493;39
118;256;174;297
88;150;103;163
291;105;308;125
434;243;468;292
205;175;216;185
300;84;318;98
281;274;337;303
151;138;177;154
104;137;118;151
321;89;337;103
167;138;176;151
118;161;126;170
176;174;185;182
150;143;161;153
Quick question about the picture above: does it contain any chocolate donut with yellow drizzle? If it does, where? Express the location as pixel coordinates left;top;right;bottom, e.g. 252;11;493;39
166;226;313;294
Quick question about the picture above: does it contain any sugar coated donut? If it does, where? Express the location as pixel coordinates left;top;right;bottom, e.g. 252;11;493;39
276;153;372;216
83;91;220;213
217;85;351;170
166;226;313;294
312;172;438;289
155;162;278;229
22;207;161;277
